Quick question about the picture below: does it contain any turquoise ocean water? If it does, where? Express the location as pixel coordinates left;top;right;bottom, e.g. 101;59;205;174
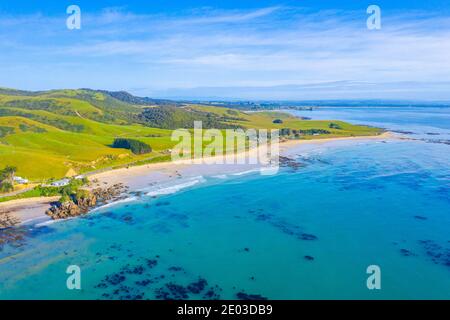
0;107;449;299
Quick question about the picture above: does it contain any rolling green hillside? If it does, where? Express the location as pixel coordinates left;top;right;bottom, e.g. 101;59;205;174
0;87;382;183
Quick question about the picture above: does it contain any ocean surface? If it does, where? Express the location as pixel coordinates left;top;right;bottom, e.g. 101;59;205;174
1;106;449;299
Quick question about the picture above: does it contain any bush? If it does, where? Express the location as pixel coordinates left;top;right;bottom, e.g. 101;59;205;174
0;126;15;137
280;128;291;136
138;106;240;130
226;109;239;116
59;193;71;204
298;129;331;135
0;166;16;193
329;122;342;130
273;119;283;124
0;182;13;193
112;138;152;155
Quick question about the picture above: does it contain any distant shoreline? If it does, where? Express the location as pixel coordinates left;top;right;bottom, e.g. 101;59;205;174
0;131;395;226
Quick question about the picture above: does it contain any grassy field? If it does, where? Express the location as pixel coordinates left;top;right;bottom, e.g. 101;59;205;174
0;88;382;184
189;105;381;137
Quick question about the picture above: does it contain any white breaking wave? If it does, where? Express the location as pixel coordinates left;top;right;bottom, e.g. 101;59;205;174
212;174;228;179
231;168;261;176
35;218;73;227
90;196;138;212
146;176;206;197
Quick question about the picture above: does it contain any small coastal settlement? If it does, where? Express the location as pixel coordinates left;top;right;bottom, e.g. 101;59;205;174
0;87;383;226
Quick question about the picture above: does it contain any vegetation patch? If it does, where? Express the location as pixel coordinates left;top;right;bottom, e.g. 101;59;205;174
329;122;342;129
0;166;16;193
0;126;15;138
19;123;47;133
138;106;240;129
112;138;152;155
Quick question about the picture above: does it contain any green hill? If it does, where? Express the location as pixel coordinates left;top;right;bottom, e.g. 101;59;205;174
0;87;382;182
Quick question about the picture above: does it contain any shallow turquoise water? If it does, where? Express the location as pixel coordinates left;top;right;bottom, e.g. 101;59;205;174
0;107;449;299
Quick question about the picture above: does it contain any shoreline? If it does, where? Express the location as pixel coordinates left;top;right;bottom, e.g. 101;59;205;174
1;132;395;226
88;131;394;188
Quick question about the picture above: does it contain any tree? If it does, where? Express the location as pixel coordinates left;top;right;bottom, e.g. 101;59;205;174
0;166;17;193
112;138;152;155
280;128;291;136
329;122;342;130
0;166;16;181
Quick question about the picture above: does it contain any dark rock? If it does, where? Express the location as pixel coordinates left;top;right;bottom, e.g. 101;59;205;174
399;249;416;256
155;283;189;300
146;259;158;268
187;278;208;294
236;292;268;300
168;266;183;272
299;233;318;241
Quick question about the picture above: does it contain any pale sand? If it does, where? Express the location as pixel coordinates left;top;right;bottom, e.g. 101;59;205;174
1;132;395;224
0;196;60;224
90;132;394;187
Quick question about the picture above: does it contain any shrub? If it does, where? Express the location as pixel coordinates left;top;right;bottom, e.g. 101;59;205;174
329;122;342;130
0;126;15;137
298;129;331;135
273;119;283;124
226;109;239;116
280;128;291;136
112;138;152;155
0;166;16;193
59;193;71;204
138;106;240;130
0;182;13;193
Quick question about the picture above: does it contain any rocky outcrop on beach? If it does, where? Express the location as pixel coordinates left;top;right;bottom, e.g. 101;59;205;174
0;213;24;250
45;201;81;219
0;213;20;229
91;183;127;203
45;183;127;220
279;156;305;171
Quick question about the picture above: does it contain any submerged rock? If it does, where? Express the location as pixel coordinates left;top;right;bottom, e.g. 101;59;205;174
0;213;20;229
155;282;189;300
279;156;305;171
236;292;268;300
299;233;318;241
399;248;416;257
0;226;27;250
187;278;208;294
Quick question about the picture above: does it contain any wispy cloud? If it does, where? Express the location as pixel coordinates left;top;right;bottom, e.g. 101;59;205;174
1;5;450;99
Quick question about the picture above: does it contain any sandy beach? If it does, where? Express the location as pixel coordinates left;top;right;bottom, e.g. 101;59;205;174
0;132;395;225
0;196;60;224
89;132;394;187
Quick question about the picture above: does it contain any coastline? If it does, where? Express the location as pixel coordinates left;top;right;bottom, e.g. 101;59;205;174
0;132;395;226
88;131;394;188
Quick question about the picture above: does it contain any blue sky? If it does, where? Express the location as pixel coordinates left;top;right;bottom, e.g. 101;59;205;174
1;1;450;100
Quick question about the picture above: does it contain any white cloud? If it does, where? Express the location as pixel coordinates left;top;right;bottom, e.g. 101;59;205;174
1;6;450;99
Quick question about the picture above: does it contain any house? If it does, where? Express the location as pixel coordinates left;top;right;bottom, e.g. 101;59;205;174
13;176;29;184
51;178;70;187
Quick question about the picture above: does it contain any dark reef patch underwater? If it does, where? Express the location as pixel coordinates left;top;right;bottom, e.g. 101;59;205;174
0;106;450;299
